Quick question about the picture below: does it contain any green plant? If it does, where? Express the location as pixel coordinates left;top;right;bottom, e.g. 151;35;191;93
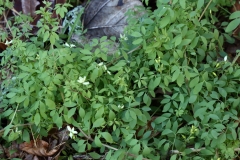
1;0;240;159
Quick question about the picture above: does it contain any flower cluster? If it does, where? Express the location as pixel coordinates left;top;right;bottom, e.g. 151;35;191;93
97;62;111;75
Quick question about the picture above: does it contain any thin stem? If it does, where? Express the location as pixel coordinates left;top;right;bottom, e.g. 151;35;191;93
231;50;240;66
3;12;13;37
9;104;19;125
198;0;213;21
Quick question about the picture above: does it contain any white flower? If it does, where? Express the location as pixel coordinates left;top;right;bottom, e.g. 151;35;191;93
5;40;12;45
224;56;227;62
82;81;90;85
64;43;76;48
67;126;78;139
120;34;128;41
107;70;111;75
77;76;86;83
77;76;90;85
118;104;124;109
103;65;107;71
98;62;104;66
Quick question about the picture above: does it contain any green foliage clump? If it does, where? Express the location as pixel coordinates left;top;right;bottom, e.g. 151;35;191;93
1;0;240;159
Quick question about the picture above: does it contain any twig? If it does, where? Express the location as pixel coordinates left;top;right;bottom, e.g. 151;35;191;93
231;50;240;66
10;8;21;16
3;12;13;37
9;104;19;125
198;0;213;21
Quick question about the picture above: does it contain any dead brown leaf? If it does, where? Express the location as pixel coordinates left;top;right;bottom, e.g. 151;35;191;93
19;139;58;157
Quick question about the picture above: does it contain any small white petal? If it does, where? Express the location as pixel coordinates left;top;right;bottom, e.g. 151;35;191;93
67;126;72;132
107;71;111;75
64;43;70;47
77;76;86;83
69;132;73;138
5;40;13;45
70;44;76;48
98;62;103;66
224;56;227;61
103;65;107;70
83;82;90;85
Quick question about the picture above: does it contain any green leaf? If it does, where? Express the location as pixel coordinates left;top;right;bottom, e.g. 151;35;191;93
154;116;168;124
19;65;30;72
89;152;101;159
2;109;14;118
179;0;186;9
22;129;30;142
218;133;226;144
108;60;126;71
177;74;184;87
16;96;27;103
141;26;146;35
109;110;116;120
162;129;173;136
68;107;76;118
142;131;151;139
172;69;180;82
132;143;140;154
229;11;240;19
50;34;56;44
170;154;177;160
211;130;219;139
132;38;143;45
79;107;85;118
200;149;214;155
218;87;227;98
174;35;182;47
143;93;151;106
194;107;206;119
129;139;138;146
197;0;204;10
160;16;171;28
6;92;16;98
193;82;203;94
131;31;142;37
18;73;29;79
45;99;56;110
43;31;49;42
205;81;212;91
163;102;171;112
34;113;41;126
93;118;105;128
101;132;113;143
225;18;240;32
189;76;199;88
90;68;99;82
94;135;102;147
234;69;240;77
64;101;77;107
8;131;19;141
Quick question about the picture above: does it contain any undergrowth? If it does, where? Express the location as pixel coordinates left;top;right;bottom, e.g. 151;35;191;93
1;0;240;159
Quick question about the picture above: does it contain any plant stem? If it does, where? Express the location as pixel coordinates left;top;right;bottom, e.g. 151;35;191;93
199;0;213;21
231;50;240;66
